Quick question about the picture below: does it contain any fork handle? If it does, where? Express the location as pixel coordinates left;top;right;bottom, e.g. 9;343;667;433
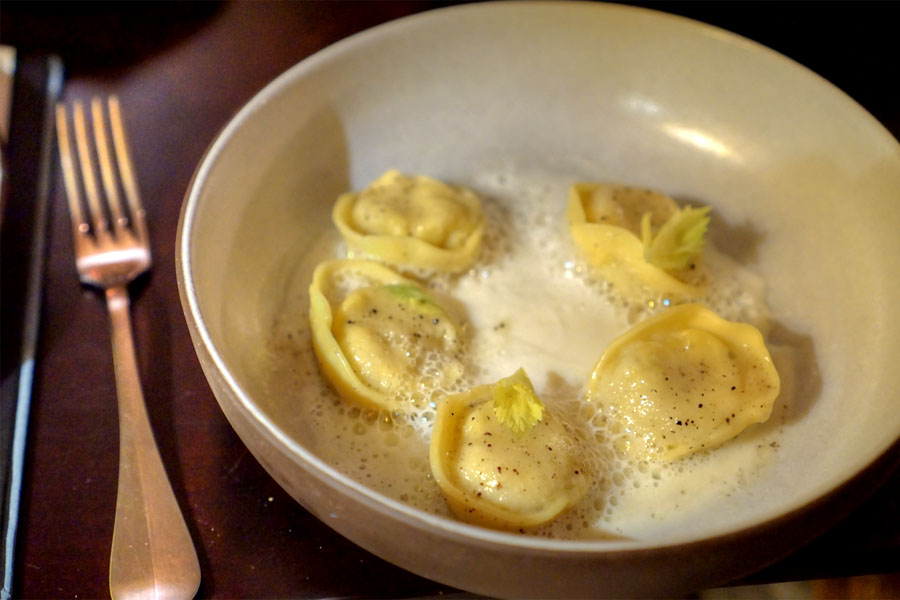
106;285;201;599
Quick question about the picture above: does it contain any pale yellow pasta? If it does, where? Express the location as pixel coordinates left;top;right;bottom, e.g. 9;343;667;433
309;259;464;412
567;182;706;301
588;303;780;461
333;170;485;273
430;374;588;530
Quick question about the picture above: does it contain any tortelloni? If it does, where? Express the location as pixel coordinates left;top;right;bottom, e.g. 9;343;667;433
309;259;465;413
567;182;707;302
333;170;485;274
589;304;780;461
430;370;589;530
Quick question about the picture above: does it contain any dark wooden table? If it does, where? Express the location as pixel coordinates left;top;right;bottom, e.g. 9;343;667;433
2;2;898;598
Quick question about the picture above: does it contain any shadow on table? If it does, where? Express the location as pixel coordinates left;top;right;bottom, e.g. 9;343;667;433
0;1;223;75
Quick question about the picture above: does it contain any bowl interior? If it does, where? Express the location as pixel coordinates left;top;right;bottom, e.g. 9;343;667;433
179;0;900;562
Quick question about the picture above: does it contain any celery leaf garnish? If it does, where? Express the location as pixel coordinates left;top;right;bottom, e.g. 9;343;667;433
382;283;444;315
642;205;711;271
493;368;545;434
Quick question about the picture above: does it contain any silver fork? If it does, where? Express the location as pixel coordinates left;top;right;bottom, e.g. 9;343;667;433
56;96;201;599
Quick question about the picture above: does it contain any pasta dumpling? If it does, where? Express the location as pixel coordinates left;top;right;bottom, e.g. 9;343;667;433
333;170;485;273
309;259;465;412
567;182;707;302
430;369;588;530
588;303;780;461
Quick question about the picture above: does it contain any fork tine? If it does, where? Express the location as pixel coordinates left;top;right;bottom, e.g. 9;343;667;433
55;103;89;236
107;96;149;243
91;97;125;230
72;101;108;234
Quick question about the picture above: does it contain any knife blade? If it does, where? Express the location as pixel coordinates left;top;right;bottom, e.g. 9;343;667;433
0;49;63;600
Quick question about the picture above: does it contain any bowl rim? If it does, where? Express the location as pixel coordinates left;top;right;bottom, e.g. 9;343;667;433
177;0;900;556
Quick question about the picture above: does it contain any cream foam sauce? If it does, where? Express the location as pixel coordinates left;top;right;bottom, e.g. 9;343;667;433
263;164;794;541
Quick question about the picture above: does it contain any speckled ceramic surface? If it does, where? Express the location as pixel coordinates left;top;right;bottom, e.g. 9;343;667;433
177;2;900;597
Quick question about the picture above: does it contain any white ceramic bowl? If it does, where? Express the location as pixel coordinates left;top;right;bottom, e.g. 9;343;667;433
177;2;900;597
